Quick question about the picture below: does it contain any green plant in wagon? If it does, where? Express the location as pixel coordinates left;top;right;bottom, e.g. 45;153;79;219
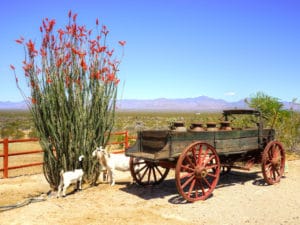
11;11;126;189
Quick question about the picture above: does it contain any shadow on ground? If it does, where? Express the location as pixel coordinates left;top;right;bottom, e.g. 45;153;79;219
120;169;267;204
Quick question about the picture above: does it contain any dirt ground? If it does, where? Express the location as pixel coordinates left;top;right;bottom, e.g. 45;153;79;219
1;160;300;225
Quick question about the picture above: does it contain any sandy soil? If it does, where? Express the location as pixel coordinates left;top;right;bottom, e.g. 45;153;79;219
1;160;300;225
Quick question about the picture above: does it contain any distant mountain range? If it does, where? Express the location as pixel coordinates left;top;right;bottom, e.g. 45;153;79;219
0;101;29;110
0;96;299;112
117;96;248;111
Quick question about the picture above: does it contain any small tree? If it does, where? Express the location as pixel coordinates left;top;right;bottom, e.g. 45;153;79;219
245;92;284;128
245;92;300;152
279;99;300;152
11;11;125;188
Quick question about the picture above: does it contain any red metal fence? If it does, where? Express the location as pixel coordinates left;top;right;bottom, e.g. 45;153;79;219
0;131;134;178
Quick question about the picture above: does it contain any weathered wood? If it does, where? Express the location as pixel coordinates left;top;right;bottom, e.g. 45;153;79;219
126;128;275;161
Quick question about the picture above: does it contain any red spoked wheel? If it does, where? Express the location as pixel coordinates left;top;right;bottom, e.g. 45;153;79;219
175;142;220;202
262;141;285;185
130;157;170;186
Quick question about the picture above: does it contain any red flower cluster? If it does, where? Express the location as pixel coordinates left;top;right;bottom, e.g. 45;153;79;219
118;41;126;46
14;10;125;98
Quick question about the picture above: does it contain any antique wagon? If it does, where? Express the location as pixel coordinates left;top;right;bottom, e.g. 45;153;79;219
125;109;286;202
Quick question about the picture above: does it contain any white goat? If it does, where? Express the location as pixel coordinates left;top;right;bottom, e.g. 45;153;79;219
92;146;130;186
57;155;84;197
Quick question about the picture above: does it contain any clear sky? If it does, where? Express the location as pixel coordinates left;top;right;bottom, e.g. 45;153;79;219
1;0;299;102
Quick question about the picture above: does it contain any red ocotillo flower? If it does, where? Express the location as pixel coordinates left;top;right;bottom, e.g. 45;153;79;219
15;36;24;44
101;25;109;36
40;48;47;57
80;59;88;71
26;40;38;57
46;19;56;33
118;40;126;46
47;77;53;84
10;64;15;70
106;49;114;57
106;73;115;82
31;98;37;104
73;13;77;22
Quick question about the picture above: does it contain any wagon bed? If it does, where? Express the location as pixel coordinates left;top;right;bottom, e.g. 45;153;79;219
126;128;275;161
125;109;285;202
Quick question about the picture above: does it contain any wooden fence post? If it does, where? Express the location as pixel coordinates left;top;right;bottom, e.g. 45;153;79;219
124;131;129;149
3;138;9;178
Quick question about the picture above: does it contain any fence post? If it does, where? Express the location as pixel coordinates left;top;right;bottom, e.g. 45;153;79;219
3;138;9;178
124;131;129;149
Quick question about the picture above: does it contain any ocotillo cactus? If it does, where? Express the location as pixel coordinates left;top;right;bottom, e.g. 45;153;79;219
11;11;125;189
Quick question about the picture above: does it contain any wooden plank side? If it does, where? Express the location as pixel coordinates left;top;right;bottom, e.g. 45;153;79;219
215;139;240;153
239;137;259;151
214;129;259;139
170;129;259;141
126;129;265;160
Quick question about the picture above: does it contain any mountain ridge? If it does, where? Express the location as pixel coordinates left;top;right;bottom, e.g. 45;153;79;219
2;96;298;112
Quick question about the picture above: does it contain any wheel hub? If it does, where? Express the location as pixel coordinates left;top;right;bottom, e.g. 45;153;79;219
194;166;207;178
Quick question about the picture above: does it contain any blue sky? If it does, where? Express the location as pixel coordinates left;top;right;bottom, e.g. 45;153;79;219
1;0;299;102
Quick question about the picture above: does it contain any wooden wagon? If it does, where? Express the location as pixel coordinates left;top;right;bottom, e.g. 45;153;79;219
125;109;286;202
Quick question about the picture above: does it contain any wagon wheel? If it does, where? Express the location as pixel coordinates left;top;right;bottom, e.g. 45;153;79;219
175;142;220;202
130;157;170;186
261;141;285;185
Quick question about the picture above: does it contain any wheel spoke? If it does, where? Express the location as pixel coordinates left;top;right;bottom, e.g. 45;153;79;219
203;177;212;189
147;167;152;183
206;163;218;170
135;164;148;174
197;144;203;164
204;154;216;166
268;166;273;178
152;166;157;183
191;146;197;164
185;155;196;168
198;179;206;197
201;148;209;166
181;174;195;189
180;164;194;173
154;165;163;177
206;172;217;178
187;179;196;198
140;166;149;181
